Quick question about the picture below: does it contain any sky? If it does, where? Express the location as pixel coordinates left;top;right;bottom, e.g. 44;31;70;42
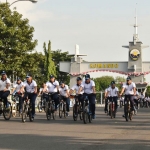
1;0;150;81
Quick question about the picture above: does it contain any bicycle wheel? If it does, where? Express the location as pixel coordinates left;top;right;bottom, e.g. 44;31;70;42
129;110;133;121
63;104;66;118
22;103;27;123
3;107;12;120
38;102;42;113
46;108;51;120
88;114;92;123
79;105;83;120
29;107;33;122
51;105;56;120
59;103;63;118
124;104;128;121
83;111;88;124
73;105;77;121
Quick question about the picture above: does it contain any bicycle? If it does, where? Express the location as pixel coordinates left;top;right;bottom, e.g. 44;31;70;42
11;93;20;117
82;96;92;124
38;94;47;112
59;96;67;118
124;97;133;121
45;93;56;120
72;95;83;121
0;97;12;120
107;97;116;119
22;94;33;123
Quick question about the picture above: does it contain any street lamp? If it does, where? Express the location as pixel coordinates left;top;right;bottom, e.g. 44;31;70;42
6;0;37;7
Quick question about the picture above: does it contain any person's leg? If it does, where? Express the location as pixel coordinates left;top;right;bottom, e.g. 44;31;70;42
52;93;59;110
113;97;118;111
29;93;37;117
78;94;84;110
19;96;23;113
130;95;135;110
64;97;70;112
89;94;96;117
105;98;108;112
2;91;10;107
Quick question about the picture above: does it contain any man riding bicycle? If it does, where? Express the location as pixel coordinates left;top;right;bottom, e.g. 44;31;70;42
120;76;136;117
70;77;84;110
59;81;70;116
106;81;119;113
43;75;59;111
104;86;110;113
22;74;37;121
12;77;24;114
0;71;11;108
78;74;96;119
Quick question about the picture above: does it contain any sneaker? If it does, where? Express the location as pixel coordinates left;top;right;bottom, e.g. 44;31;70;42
66;112;69;117
92;114;96;119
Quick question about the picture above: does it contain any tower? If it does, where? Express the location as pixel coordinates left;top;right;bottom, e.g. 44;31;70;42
122;9;149;82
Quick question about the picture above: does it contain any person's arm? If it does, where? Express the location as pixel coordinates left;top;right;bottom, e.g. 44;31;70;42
3;79;11;92
133;83;136;95
120;87;125;96
34;86;37;94
78;86;83;95
43;83;48;92
92;81;96;94
69;89;74;95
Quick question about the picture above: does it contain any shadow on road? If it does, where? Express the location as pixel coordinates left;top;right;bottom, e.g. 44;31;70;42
0;134;150;150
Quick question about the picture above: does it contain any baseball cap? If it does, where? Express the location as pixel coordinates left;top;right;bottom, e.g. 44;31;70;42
1;71;6;75
111;81;115;85
126;76;131;81
26;73;32;78
85;74;90;80
17;77;21;81
60;81;64;85
77;77;82;81
49;75;55;79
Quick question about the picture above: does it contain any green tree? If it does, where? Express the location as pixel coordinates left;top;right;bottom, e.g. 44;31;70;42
51;50;71;84
43;41;56;80
0;3;37;78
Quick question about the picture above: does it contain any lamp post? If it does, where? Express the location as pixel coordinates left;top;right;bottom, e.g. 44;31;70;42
6;0;37;7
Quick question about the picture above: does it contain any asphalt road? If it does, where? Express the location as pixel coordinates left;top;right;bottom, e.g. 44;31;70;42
0;107;150;150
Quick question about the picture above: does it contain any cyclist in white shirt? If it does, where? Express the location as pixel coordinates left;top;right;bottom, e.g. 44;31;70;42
70;77;84;110
140;92;145;107
120;77;136;116
0;71;11;108
59;81;70;116
22;74;37;120
106;81;119;112
44;75;59;111
78;74;96;119
104;86;110;113
38;83;48;112
12;78;24;114
134;89;140;109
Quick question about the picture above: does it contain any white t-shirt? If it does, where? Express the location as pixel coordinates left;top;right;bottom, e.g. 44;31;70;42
23;80;37;93
13;82;24;92
39;88;48;93
59;85;69;97
105;88;110;97
140;94;145;99
107;87;119;97
81;80;95;94
0;78;11;91
46;81;59;93
122;82;136;95
71;84;84;95
134;91;139;99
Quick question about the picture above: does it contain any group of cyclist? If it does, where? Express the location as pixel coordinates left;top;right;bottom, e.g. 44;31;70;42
0;71;96;121
0;69;147;122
